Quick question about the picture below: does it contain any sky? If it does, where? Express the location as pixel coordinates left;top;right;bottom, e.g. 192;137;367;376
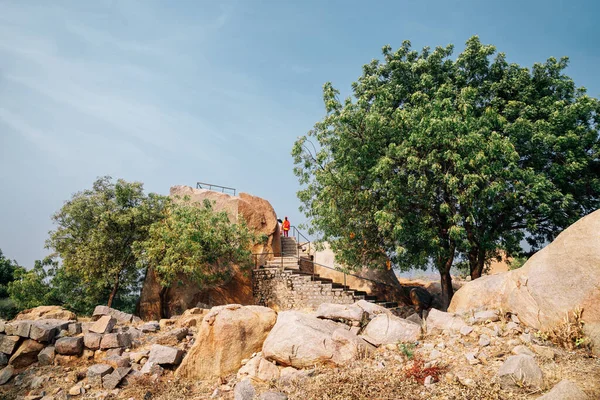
1;0;599;268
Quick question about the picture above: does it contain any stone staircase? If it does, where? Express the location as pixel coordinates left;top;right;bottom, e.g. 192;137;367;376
262;236;398;309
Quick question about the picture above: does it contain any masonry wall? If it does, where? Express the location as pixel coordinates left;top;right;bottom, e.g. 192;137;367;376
253;267;355;311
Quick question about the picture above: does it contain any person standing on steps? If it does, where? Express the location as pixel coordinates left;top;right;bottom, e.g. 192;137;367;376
282;216;290;237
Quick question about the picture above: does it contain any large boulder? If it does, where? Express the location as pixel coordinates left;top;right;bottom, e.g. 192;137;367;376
262;311;374;368
360;314;421;346
449;209;600;353
14;306;76;321
139;187;281;319
176;304;276;380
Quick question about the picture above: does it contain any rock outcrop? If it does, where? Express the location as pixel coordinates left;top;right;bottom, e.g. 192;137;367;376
176;304;276;380
449;210;600;353
139;186;281;319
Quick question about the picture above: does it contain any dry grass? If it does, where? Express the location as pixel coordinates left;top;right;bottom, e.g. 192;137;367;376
541;308;590;351
270;362;508;400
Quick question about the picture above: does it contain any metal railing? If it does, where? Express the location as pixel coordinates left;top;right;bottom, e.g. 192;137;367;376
196;181;236;195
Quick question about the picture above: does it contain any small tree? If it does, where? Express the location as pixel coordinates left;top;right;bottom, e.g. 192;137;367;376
134;197;255;318
46;177;167;308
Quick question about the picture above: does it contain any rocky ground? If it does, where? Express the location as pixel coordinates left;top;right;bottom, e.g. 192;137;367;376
0;302;598;400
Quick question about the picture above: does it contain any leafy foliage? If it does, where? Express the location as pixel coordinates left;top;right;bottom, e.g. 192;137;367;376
293;36;600;305
0;249;23;299
46;176;167;307
135;197;254;289
134;197;255;317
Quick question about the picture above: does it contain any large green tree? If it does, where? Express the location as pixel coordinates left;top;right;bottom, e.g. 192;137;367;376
293;36;600;306
46;177;167;308
134;197;255;317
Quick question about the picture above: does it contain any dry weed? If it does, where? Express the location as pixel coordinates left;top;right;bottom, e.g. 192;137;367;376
542;308;589;350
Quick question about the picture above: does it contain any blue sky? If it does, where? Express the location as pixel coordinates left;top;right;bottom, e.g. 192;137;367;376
1;0;599;267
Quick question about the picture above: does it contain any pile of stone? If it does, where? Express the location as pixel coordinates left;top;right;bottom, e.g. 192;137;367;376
0;305;189;393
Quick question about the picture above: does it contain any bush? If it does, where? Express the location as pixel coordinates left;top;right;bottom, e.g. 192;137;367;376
0;298;18;320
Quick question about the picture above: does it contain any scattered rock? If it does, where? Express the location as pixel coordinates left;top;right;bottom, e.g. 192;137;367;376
38;346;55;366
90;316;117;335
465;352;480;365
100;333;131;350
237;356;280;383
478;334;491;347
460;325;474;336
0;353;6;367
259;391;288;400
140;322;160;333
9;339;45;368
102;367;131;390
538;379;589;400
278;367;313;386
87;364;113;387
234;379;255;400
512;345;534;356
0;335;20;355
406;313;423;326
84;333;102;350
156;327;188;344
147;344;183;366
426;309;467;333
497;354;543;389
0;365;14;385
93;306;133;324
55;337;83;356
103;355;130;369
68;384;82;396
360;314;421;346
127;351;149;364
68;323;82;335
471;310;500;324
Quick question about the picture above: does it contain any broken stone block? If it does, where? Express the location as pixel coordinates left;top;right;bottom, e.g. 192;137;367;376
29;320;69;343
55;337;83;356
87;363;113;387
68;323;82;335
0;365;14;385
128;351;149;363
0;321;5;333
147;344;184;366
105;348;124;357
102;367;131;389
84;333;102;350
9;339;45;368
38;346;55;366
90;316;117;335
93;306;133;324
100;333;131;350
0;353;7;367
0;335;19;355
140;322;160;333
104;355;130;369
5;321;32;338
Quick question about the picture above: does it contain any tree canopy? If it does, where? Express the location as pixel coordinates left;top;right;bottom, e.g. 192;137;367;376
292;36;600;306
134;197;255;317
46;176;167;308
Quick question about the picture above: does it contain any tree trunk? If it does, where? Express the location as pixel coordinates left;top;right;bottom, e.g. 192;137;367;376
159;287;169;319
439;265;454;309
107;273;120;308
469;247;486;280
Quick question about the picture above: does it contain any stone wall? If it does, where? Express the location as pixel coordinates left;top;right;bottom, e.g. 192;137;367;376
253;268;355;311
